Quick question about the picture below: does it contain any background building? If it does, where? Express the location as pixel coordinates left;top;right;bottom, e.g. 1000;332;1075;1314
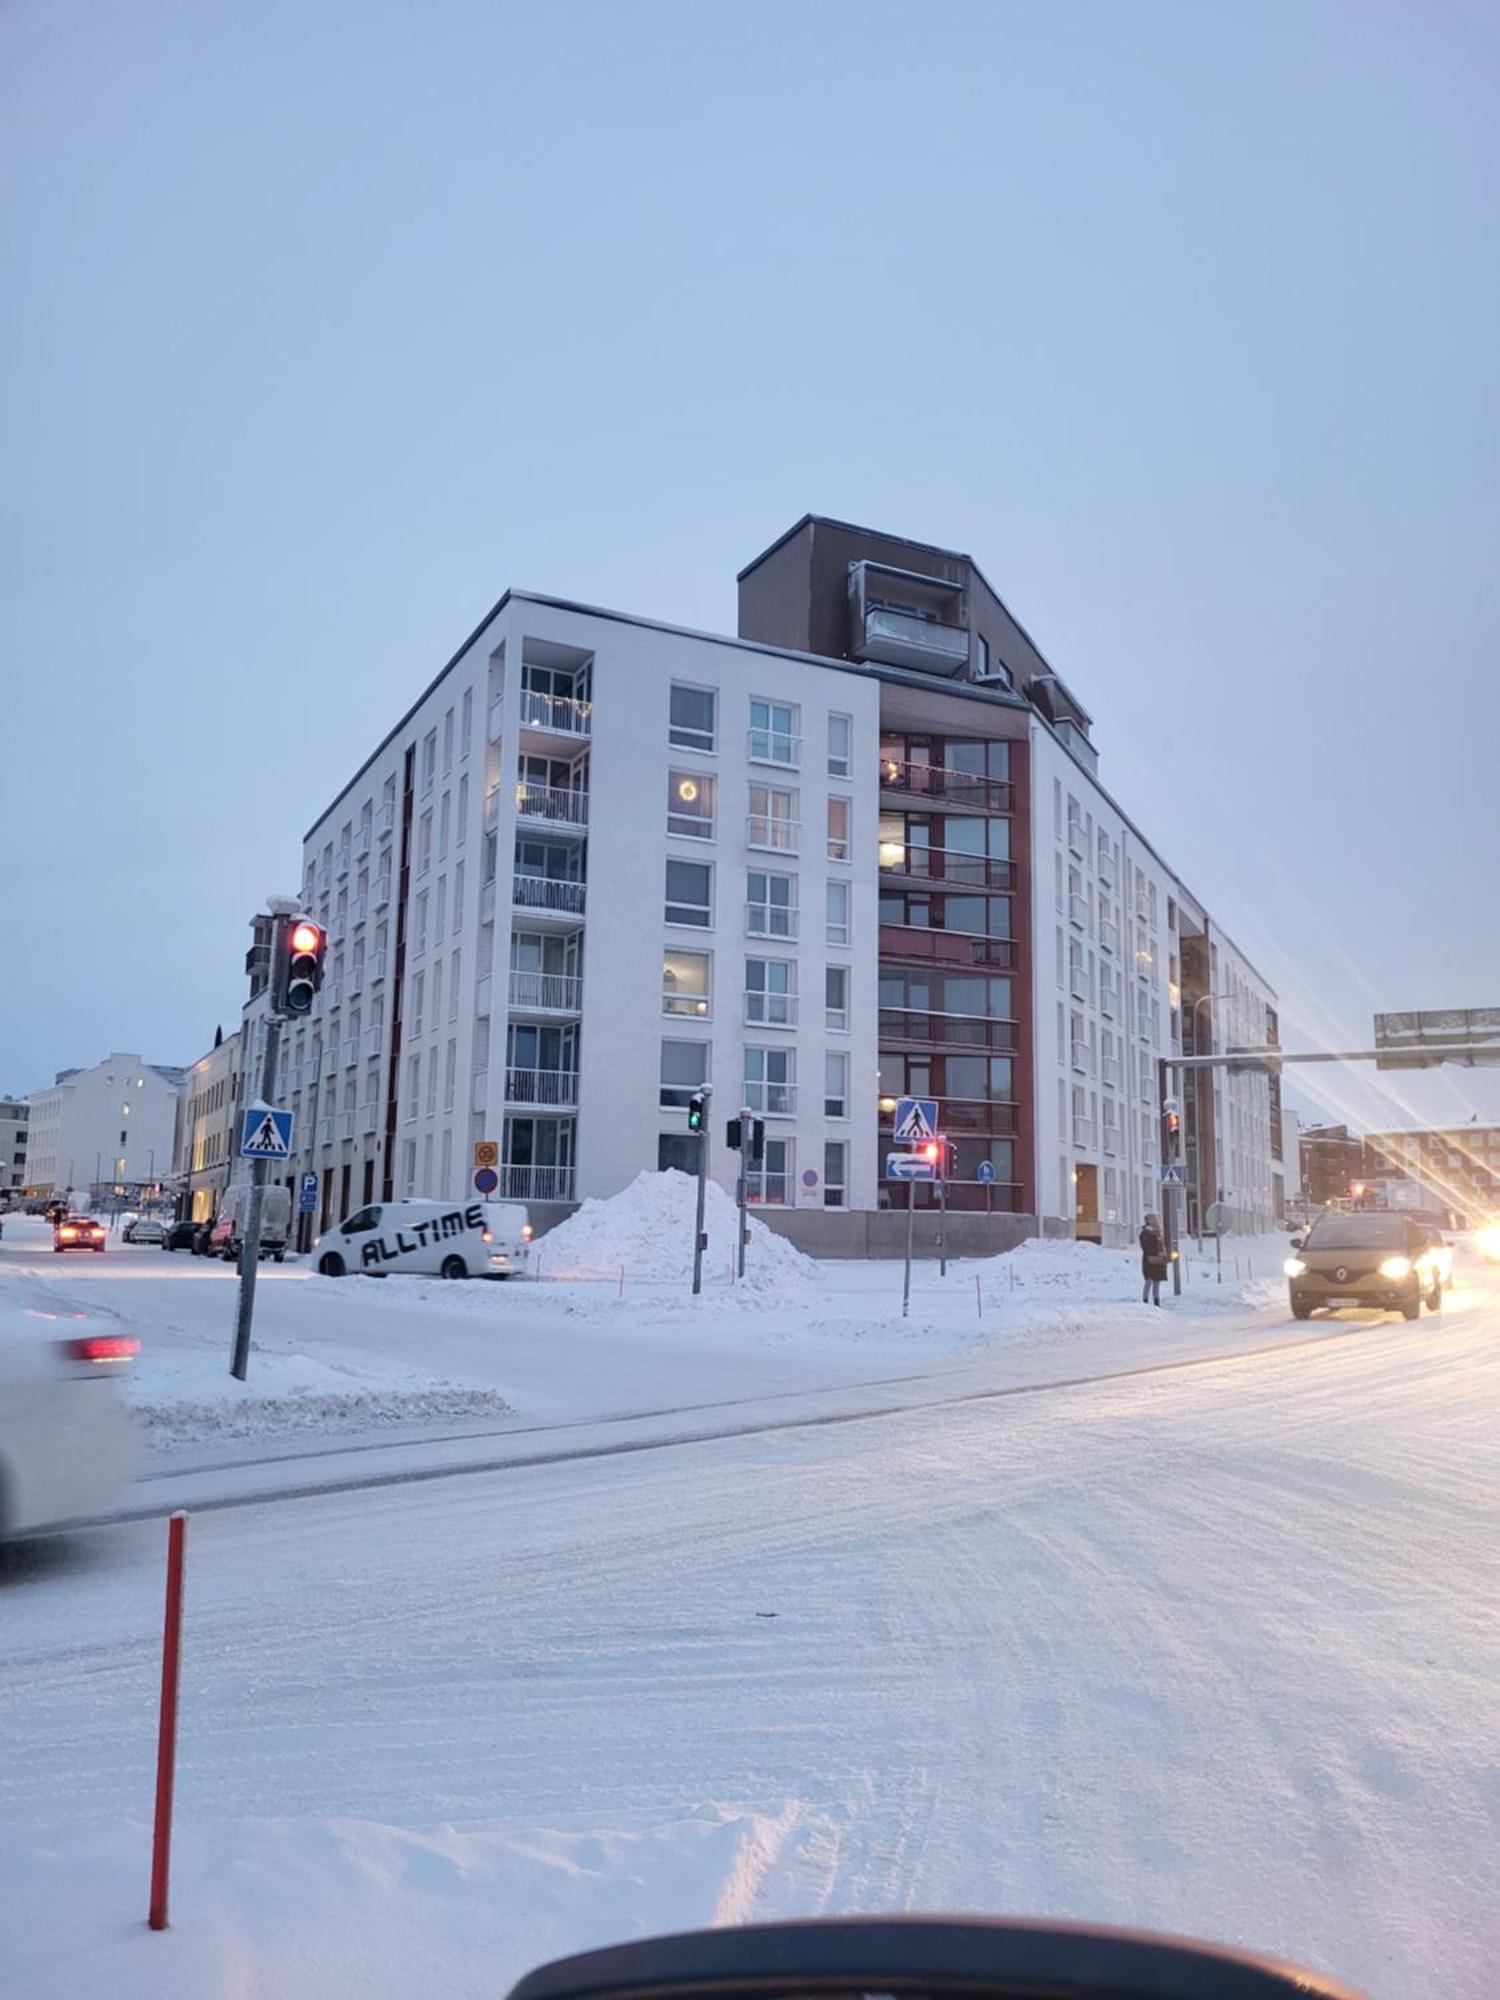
1298;1122;1365;1211
1362;1124;1500;1226
172;1028;243;1222
0;1098;28;1193
24;1053;184;1204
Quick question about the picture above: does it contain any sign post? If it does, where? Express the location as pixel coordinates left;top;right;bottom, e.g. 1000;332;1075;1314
690;1085;713;1297
230;924;295;1387
887;1149;936;1318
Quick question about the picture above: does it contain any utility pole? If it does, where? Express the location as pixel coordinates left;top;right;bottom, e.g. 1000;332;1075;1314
689;1085;713;1296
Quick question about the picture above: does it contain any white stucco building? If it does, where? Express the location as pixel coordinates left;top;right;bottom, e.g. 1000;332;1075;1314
0;1099;28;1193
24;1053;184;1202
277;594;882;1231
171;1029;244;1222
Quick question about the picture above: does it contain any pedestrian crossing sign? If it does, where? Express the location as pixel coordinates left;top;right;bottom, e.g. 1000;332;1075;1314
893;1095;939;1143
240;1105;294;1160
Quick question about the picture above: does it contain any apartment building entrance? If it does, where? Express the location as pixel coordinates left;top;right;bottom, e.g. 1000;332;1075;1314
1074;1161;1101;1243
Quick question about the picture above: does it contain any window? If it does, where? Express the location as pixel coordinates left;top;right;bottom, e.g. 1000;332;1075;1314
823;1140;847;1207
417;810;433;875
453;859;465;921
422;729;437;795
748;1136;791;1205
666;859;712;928
976;633;989;678
827;713;852;778
827;796;851;862
657;1132;700;1175
826;965;850;1030
442;708;454;774
439;791;451;858
748;782;797;852
663;948;711;1017
456;775;469;845
449;947;461;1019
425;1047;438;1116
824;1052;849;1119
826;879;850;948
411;971;425;1038
434;874;447;943
461;687;473;750
747;870;796;938
660;1039;709;1109
744;1046;795;1115
745;957;796;1026
405;1055;420;1119
403;1139;417;1193
669;683;716;752
414;890;429;955
749;697;798;766
668;770;716;839
444;1040;457;1112
430;958;443;1025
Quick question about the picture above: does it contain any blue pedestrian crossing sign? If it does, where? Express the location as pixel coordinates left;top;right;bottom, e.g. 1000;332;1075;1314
1160;1162;1186;1187
240;1104;294;1161
298;1171;319;1214
893;1095;939;1144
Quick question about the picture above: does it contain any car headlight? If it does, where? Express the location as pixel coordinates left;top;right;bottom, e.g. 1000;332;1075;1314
1378;1256;1412;1280
1477;1224;1500;1258
1283;1257;1307;1278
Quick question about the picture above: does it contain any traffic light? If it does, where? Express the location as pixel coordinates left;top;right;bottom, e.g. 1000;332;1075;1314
750;1118;766;1162
686;1093;706;1134
280;917;327;1016
918;1139;942;1169
1163;1107;1181;1139
725;1117;742;1151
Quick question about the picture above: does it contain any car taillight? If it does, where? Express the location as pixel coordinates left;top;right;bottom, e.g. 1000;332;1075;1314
68;1336;139;1364
522;1224;534;1242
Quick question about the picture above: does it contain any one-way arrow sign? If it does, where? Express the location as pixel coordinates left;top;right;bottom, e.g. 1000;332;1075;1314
886;1150;936;1181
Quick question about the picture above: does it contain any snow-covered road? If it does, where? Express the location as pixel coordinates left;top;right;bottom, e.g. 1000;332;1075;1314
2;1233;1498;1999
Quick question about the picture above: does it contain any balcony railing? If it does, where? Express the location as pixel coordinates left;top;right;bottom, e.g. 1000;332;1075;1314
508;969;583;1013
342;1039;361;1068
377;802;395;839
1097;846;1114;884
879;760;1013;812
479;879;496;926
360;1100;380;1133
878;1008;1017;1051
1100;982;1118;1020
335;848;351;878
513;873;586;917
1069;966;1089;1001
1072;1115;1094;1149
746;814;799;854
1099;916;1119;954
355;820;373;859
519;688;593;736
879;924;1016;970
363;1027;383;1059
861;606;969;674
744;1081;797;1116
1102;1123;1119;1157
747;727;799;767
321;1050;338;1079
1101;1056;1121;1088
339;1111;355;1140
879;847;1016;889
1071;1039;1090;1072
744;992;798;1028
318;1117;334;1146
1068;893;1089;929
880;1099;1018;1138
504;1067;580;1108
1067;819;1086;857
373;874;392;909
517;781;589;827
746;902;799;940
498;1162;576;1203
351;897;368;929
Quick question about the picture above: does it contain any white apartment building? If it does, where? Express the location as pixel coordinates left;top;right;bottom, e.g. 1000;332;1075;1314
278;595;881;1230
0;1099;28;1192
24;1053;184;1201
1028;723;1277;1245
171;1029;243;1222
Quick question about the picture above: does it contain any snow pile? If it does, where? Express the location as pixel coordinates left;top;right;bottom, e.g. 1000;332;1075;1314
536;1170;819;1294
133;1383;514;1452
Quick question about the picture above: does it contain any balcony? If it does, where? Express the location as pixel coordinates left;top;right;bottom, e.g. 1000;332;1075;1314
373;874;391;910
378;802;395;839
321;1050;338;1079
360;1100;380;1133
335;848;351;878
744;992;798;1028
879;760;1013;812
517;781;589;830
744;1082;797;1117
1071;1039;1090;1072
355;820;372;859
1100;983;1118;1020
519;687;593;739
363;1027;383;1059
745;902;799;941
339;1111;355;1141
1067;818;1086;858
860;606;969;676
1103;1123;1119;1157
878;1008;1017;1052
1101;1056;1121;1088
498;1163;576;1203
1098;846;1114;885
747;727;800;768
1069;966;1089;1001
503;1067;580;1109
1072;1115;1094;1149
508;969;583;1013
342;1038;361;1068
1068;892;1089;930
351;897;368;929
1099;916;1119;955
879;925;1016;970
513;873;586;921
880;846;1016;890
318;1117;334;1146
746;814;799;854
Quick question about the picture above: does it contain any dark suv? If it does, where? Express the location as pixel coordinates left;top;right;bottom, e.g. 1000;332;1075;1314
1286;1211;1445;1321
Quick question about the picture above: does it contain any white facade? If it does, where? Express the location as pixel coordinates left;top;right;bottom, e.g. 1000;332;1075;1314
171;1031;243;1222
279;596;881;1225
0;1099;28;1192
24;1053;183;1200
1029;725;1277;1243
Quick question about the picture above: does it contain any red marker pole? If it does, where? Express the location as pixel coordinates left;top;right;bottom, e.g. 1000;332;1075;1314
148;1511;188;1931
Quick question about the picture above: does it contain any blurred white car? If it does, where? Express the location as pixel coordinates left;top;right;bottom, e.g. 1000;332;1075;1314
0;1329;138;1538
1476;1222;1500;1263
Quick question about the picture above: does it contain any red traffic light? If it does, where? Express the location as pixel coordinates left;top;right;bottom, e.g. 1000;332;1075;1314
289;920;323;954
919;1140;941;1162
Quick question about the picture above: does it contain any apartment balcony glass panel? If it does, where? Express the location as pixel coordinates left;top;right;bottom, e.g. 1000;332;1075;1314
508;970;583;1014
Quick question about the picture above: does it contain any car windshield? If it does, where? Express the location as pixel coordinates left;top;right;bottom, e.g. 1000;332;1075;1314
1306;1215;1406;1248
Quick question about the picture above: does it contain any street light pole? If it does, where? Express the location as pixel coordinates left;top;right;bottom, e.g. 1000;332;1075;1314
1189;992;1233;1240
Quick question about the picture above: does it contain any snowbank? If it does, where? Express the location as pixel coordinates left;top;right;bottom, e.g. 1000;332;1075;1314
536;1170;820;1294
131;1383;514;1452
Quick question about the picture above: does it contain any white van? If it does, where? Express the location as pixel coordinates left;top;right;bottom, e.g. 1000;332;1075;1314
314;1198;530;1280
210;1182;292;1261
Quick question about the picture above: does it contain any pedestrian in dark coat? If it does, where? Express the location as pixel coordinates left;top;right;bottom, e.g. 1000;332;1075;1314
1139;1214;1168;1305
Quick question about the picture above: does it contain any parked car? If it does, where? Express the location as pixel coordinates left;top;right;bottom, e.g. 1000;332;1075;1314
1284;1211;1446;1321
123;1216;166;1245
53;1215;106;1254
208;1183;291;1262
163;1218;202;1252
315;1198;531;1279
0;1327;139;1538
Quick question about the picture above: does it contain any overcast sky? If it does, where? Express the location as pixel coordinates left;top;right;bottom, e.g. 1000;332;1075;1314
4;0;1497;1133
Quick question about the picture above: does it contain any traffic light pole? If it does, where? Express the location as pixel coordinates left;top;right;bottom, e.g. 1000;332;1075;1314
231;917;287;1382
690;1084;713;1297
736;1101;752;1280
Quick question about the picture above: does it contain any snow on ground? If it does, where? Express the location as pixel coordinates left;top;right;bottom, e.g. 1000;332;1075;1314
2;1281;1498;2000
535;1168;819;1292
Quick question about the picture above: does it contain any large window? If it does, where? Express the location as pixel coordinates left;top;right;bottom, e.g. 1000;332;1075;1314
826;965;850;1031
826;879;850;947
744;1046;796;1115
747;1136;791;1206
668;770;716;839
824;1052;849;1119
827;796;851;862
823;1140;847;1207
827;713;852;778
663;948;711;1017
666;859;712;928
422;729;437;794
745;957;796;1027
748;783;798;852
747;870;796;938
670;683;716;753
749;698;799;767
660;1040;709;1109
